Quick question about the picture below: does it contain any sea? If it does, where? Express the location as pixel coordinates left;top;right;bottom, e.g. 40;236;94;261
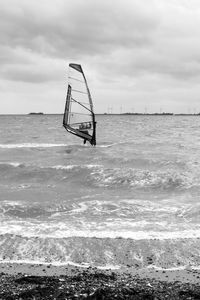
0;114;200;271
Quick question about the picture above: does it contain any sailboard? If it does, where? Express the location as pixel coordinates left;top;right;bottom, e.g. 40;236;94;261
63;63;96;146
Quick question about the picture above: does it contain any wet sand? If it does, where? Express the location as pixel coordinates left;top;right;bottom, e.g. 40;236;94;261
0;262;199;299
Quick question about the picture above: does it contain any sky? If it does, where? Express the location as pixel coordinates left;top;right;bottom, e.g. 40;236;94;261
1;0;200;114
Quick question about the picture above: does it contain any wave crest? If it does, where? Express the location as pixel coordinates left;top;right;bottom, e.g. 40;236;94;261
0;162;194;191
90;168;191;190
0;143;67;148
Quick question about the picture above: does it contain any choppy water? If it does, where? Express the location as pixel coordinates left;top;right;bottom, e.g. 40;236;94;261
0;114;200;270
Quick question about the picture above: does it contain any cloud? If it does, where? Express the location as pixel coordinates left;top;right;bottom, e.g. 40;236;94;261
0;0;159;84
0;47;64;83
0;0;159;57
1;0;200;113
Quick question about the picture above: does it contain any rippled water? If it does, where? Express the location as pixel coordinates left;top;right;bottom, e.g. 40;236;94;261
0;114;200;269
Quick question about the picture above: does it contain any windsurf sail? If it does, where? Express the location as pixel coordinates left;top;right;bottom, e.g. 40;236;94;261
63;63;96;145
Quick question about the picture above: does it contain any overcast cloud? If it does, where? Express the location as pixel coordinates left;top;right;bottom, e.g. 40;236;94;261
1;0;200;114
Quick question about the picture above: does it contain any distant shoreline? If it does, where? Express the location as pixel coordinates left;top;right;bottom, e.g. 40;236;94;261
101;113;200;116
28;112;44;115
0;113;200;116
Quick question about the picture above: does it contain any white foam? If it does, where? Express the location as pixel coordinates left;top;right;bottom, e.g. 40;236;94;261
52;165;78;170
0;162;22;167
46;228;200;240
94;265;121;270
119;199;189;214
0;259;121;270
146;265;200;271
1;259;200;271
52;164;102;170
96;141;128;148
96;143;117;148
0;200;25;206
0;143;67;149
17;184;32;189
1;259;200;272
0;259;89;267
68;202;89;214
0;221;200;240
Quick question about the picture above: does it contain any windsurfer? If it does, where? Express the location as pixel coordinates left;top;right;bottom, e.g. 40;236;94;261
63;63;96;146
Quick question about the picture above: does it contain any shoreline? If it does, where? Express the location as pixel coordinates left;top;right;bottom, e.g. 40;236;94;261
0;261;200;283
0;262;199;299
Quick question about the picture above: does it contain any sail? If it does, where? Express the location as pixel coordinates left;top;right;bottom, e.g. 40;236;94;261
63;63;96;145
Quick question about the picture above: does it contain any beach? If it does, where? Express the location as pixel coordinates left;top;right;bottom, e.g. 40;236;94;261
0;263;200;299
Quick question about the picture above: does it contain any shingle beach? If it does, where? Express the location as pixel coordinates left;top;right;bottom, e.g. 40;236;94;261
0;262;199;299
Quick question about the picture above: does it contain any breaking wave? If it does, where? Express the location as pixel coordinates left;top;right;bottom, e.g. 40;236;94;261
0;143;68;148
0;199;200;240
89;167;194;190
0;162;23;168
0;233;199;269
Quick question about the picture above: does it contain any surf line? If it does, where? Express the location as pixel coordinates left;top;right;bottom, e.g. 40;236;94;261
0;143;67;148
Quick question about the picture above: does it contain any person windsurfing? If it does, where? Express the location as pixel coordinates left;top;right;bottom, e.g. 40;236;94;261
63;63;96;146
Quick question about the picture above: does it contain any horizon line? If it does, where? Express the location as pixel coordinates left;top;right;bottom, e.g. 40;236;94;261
0;112;200;116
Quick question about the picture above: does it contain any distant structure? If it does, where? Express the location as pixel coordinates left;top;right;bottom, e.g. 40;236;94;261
102;109;200;116
29;112;44;115
107;106;113;114
122;112;174;115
